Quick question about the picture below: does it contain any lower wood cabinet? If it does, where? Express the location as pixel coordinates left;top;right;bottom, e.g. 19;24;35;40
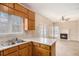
0;51;1;56
33;43;50;56
27;42;32;56
37;47;50;56
19;48;28;56
5;51;18;56
3;46;18;56
0;42;55;56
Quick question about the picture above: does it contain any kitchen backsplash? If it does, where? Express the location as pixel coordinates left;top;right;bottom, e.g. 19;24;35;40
0;30;39;42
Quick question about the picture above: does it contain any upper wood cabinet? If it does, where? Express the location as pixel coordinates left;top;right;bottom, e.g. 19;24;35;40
28;10;35;30
14;3;28;15
0;3;35;31
28;10;35;20
0;3;14;8
0;4;14;15
0;4;8;13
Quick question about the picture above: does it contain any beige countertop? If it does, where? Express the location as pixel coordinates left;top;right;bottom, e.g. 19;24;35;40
0;38;57;51
22;38;56;45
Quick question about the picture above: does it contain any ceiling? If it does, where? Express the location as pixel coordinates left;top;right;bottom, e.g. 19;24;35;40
22;3;79;22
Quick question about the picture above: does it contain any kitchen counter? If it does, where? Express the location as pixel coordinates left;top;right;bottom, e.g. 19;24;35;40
0;38;56;51
22;38;56;46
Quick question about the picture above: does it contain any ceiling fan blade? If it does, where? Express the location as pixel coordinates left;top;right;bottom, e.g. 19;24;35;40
62;16;64;20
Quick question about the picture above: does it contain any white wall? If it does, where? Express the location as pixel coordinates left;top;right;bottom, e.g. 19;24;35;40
0;12;54;41
35;13;53;37
55;20;79;41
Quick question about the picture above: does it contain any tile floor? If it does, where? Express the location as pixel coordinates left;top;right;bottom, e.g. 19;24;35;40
56;39;79;56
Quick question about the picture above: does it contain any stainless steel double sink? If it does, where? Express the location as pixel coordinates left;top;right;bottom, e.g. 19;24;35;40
0;38;25;47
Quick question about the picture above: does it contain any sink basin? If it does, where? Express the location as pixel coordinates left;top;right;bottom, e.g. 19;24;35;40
0;39;25;47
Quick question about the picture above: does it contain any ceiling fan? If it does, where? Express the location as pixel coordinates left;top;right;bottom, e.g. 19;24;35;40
61;16;70;21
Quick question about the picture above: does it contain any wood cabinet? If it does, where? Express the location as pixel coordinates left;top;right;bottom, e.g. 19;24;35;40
0;51;3;56
27;42;32;56
5;51;18;56
19;48;28;56
0;3;14;8
28;10;35;30
3;46;18;56
33;42;50;56
36;47;50;56
0;4;14;15
0;41;55;56
18;42;32;56
18;43;28;56
0;51;1;56
0;3;35;31
0;4;8;13
14;3;28;15
0;42;32;56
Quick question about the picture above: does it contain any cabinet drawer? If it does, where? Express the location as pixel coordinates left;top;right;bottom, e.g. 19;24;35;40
19;43;28;49
40;44;50;50
3;46;18;55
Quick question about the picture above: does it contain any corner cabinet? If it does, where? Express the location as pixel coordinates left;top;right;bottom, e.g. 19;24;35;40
33;42;55;56
18;43;29;56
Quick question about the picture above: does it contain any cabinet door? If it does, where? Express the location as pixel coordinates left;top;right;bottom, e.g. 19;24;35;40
0;51;3;56
0;51;1;56
38;47;50;56
33;46;40;56
19;48;28;56
33;46;50;56
28;19;35;30
0;4;8;13
28;10;35;30
14;3;28;14
0;3;14;8
28;10;35;20
5;51;18;56
3;46;18;56
14;9;24;18
0;4;14;15
28;42;32;56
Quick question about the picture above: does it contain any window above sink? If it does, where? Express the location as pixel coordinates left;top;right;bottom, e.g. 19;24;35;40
0;12;23;35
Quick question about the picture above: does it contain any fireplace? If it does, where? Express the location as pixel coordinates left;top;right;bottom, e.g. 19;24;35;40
60;33;68;39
